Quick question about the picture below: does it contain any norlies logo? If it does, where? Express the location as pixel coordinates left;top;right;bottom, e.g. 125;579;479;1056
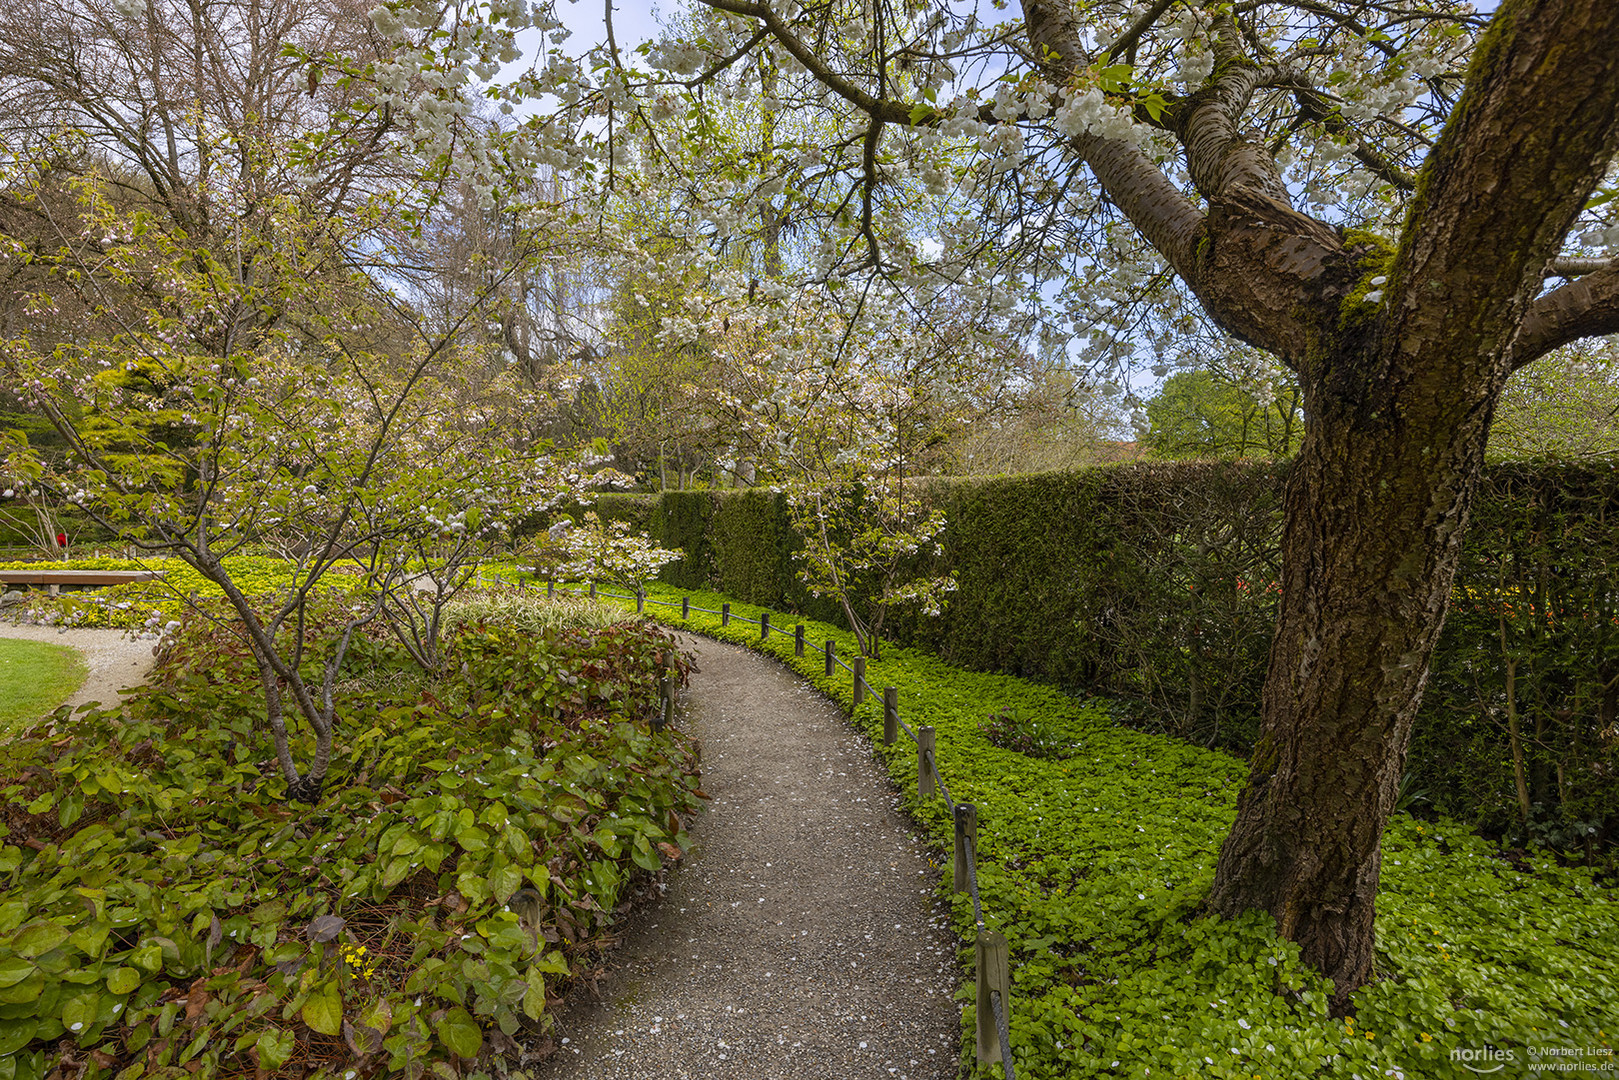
1451;1046;1517;1074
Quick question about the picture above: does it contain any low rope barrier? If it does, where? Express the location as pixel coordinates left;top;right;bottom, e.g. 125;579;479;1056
537;577;1018;1077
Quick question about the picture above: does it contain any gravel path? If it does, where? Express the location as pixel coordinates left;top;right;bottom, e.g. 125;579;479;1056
532;632;962;1080
0;622;158;717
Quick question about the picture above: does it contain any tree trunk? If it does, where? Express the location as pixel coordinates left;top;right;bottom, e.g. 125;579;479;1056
1209;347;1500;1013
1200;0;1619;1012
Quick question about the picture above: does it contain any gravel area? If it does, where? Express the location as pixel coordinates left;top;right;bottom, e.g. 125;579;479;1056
532;632;962;1080
0;621;158;717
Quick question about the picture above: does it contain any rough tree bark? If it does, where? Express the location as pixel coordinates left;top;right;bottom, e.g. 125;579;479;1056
1189;0;1619;1010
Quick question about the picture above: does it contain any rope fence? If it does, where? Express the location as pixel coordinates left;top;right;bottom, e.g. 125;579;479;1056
532;576;1018;1077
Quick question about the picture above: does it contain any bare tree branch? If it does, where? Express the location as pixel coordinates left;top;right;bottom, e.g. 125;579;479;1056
1512;261;1619;368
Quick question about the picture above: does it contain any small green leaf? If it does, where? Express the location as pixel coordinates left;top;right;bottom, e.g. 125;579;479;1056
58;791;84;830
11;922;70;959
357;996;393;1036
0;903;28;934
522;967;546;1021
300;980;343;1036
0;1018;37;1056
491;865;523;907
61;992;101;1037
105;967;141;995
0;957;35;989
1096;63;1134;92
532;951;570;975
435;1006;483;1060
251;900;286;925
255;1028;296;1070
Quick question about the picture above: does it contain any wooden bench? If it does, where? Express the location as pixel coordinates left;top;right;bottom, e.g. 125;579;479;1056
0;569;165;595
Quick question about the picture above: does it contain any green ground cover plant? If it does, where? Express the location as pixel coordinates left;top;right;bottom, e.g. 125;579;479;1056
598;581;1617;1080
0;598;702;1080
0;558;363;633
0;639;86;738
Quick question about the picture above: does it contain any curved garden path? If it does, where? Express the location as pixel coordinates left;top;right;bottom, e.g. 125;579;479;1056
531;632;961;1080
0;623;157;718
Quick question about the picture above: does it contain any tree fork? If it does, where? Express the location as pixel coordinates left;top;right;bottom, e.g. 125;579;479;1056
1207;0;1619;1011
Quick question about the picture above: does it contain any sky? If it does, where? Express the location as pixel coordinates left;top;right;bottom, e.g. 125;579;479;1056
557;0;665;52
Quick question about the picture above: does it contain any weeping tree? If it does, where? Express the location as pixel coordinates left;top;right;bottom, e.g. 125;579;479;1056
555;0;1619;1009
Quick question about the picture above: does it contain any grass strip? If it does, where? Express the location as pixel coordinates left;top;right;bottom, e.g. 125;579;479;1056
0;636;86;736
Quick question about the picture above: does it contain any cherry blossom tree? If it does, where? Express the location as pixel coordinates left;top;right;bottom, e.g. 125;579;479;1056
693;287;994;657
0;0;654;802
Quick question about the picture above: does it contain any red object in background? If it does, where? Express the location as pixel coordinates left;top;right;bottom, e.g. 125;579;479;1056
56;532;67;547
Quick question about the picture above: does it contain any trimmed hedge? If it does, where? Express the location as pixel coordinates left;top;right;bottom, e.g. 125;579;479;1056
598;490;847;626
617;464;1619;855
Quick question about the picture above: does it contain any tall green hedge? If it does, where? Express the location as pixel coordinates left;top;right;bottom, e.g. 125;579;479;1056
1416;465;1619;845
614;465;1619;851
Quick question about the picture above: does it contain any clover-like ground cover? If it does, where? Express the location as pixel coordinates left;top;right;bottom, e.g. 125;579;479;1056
600;580;1616;1080
0;557;359;634
0;596;703;1080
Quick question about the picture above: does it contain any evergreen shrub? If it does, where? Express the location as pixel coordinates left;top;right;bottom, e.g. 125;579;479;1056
635;463;1619;854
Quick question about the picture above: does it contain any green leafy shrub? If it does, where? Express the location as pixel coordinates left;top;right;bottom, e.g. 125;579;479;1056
0;610;702;1080
609;583;1618;1080
446;619;690;737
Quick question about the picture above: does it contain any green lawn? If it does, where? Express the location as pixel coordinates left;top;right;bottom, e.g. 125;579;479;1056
0;636;87;736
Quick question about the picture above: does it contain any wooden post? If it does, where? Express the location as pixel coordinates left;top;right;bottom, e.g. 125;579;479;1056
760;612;770;639
637;590;645;615
918;726;936;798
953;803;977;894
657;655;676;733
824;639;835;677
722;602;730;626
883;686;898;746
682;596;690;620
975;930;1010;1066
547;579;555;598
794;624;805;657
589;581;597;600
852;656;866;706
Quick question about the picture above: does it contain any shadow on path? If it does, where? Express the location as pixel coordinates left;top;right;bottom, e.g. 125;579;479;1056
531;632;960;1080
